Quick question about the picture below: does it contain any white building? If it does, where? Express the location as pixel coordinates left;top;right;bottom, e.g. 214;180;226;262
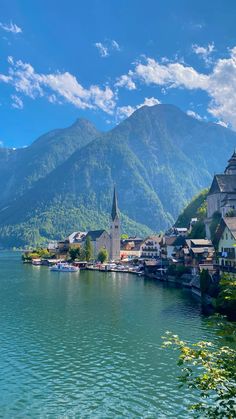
215;217;236;271
206;151;236;238
140;236;162;259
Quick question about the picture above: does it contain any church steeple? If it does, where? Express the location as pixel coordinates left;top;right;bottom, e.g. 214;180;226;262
224;150;236;174
111;187;119;221
110;187;120;261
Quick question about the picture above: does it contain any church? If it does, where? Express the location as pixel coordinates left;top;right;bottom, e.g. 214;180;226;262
85;187;121;261
205;151;236;238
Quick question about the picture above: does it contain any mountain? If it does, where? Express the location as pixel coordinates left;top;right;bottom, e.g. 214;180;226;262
0;118;99;205
1;104;236;247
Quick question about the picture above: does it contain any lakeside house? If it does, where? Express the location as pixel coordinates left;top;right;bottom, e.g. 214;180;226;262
183;239;214;269
120;237;143;259
215;217;236;273
140;236;162;259
205;150;236;238
56;231;87;254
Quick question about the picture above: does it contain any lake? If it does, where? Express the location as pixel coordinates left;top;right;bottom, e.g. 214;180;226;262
0;252;216;417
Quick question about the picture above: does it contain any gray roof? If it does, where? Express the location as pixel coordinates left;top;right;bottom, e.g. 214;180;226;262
225;150;236;173
209;174;236;194
223;217;236;240
111;187;119;221
87;230;107;241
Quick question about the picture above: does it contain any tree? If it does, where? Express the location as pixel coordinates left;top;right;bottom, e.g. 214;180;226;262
216;274;236;320
97;248;108;263
69;247;80;261
163;330;236;418
210;211;221;245
163;276;236;418
200;269;212;295
84;235;93;261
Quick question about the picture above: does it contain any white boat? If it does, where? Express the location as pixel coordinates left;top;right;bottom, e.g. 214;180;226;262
50;262;79;272
32;258;42;266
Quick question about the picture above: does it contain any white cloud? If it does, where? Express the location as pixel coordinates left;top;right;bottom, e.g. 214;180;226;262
11;94;23;109
0;21;22;34
94;39;121;57
111;40;120;51
117;105;135;118
117;97;161;119
1;57;116;114
216;120;228;128
0;73;11;83
142;97;161;107
94;42;109;57
120;48;236;129
192;42;215;64
186;110;203;121
0;140;4;147
115;73;136;90
134;58;208;89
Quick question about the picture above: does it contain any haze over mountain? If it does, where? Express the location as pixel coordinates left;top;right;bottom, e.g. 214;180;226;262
1;104;236;247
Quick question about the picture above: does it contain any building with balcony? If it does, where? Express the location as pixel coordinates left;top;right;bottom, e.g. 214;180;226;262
205;151;236;238
215;217;236;271
140;236;162;259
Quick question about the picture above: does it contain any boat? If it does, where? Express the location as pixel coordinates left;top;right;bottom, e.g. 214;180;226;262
32;258;42;266
50;262;79;272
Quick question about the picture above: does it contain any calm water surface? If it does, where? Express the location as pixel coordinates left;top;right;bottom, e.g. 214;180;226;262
0;252;217;418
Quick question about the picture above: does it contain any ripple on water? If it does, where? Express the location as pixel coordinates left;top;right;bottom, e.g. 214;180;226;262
0;253;217;417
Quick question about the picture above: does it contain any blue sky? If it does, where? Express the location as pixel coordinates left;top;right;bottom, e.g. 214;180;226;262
0;0;236;147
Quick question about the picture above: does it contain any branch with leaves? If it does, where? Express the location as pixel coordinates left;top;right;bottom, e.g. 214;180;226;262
163;329;236;418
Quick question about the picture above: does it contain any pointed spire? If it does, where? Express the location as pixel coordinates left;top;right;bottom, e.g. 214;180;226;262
111;187;119;221
225;149;236;174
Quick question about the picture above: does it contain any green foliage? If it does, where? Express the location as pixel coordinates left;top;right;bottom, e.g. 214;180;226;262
1;105;236;248
189;220;206;239
200;269;212;295
163;331;236;418
216;274;236;320
163;276;236;417
121;234;129;239
84;236;93;261
22;247;51;261
167;264;191;278
0;203;152;248
210;211;222;245
69;247;81;261
175;189;208;228
97;248;109;263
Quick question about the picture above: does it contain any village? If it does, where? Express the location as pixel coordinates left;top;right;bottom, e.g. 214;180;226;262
24;151;236;299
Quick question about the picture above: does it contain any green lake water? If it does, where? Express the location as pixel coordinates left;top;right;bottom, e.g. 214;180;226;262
0;252;217;418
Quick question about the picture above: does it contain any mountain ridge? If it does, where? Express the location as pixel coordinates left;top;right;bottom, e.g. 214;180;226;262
1;104;236;247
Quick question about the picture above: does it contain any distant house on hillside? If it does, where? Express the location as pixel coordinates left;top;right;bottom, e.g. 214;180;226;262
206;151;236;238
215;217;236;272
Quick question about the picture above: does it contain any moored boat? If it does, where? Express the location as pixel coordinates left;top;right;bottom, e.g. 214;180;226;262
32;258;42;266
50;262;79;272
